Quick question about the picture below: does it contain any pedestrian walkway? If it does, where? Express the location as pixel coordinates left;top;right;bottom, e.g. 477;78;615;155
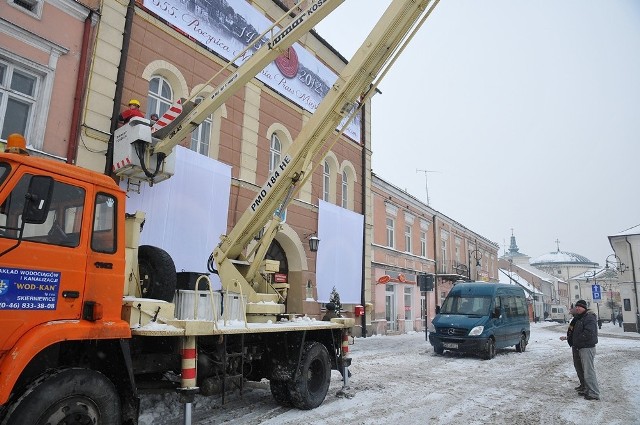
540;320;640;340
597;320;640;340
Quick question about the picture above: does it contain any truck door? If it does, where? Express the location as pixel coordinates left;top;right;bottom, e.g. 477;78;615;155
84;191;125;322
0;172;88;351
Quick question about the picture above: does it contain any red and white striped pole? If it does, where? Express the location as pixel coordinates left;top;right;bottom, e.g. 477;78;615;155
181;336;197;388
341;332;350;387
179;336;198;425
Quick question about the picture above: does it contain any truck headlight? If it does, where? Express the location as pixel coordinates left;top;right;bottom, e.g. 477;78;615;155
468;326;484;336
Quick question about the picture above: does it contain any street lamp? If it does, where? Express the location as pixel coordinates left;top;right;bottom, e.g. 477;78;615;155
304;233;320;252
468;249;482;281
605;254;627;274
605;254;627;320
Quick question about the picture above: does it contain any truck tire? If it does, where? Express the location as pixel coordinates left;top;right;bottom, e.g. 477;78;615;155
515;333;527;352
288;341;331;410
138;245;177;302
2;368;121;425
270;380;293;406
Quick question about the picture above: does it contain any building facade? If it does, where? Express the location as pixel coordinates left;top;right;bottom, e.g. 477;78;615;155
4;0;373;322
609;225;640;332
0;0;99;157
371;174;499;335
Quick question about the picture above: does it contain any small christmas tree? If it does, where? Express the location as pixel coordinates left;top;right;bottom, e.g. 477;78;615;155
329;286;342;317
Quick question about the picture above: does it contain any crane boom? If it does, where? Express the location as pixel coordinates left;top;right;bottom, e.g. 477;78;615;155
113;0;345;184
212;0;440;317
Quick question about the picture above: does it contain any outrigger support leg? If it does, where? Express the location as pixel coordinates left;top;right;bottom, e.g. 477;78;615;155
177;335;199;425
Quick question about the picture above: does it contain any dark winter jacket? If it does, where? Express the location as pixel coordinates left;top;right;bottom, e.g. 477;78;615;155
565;317;578;347
571;310;598;349
322;310;338;321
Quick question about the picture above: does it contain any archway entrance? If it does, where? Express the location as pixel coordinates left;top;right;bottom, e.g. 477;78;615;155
266;240;289;275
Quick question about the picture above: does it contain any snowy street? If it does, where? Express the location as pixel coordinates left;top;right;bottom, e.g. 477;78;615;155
139;321;640;424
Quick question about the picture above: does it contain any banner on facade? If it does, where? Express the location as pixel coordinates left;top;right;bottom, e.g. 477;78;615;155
143;0;362;142
316;200;364;304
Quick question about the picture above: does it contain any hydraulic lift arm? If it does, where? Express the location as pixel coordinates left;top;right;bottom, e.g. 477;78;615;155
211;0;441;316
114;0;345;184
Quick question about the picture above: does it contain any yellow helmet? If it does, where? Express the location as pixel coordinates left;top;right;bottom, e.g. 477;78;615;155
128;99;141;107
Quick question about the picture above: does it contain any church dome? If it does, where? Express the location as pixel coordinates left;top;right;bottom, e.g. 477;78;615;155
530;250;597;267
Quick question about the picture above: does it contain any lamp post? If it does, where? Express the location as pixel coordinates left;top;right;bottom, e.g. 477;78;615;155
605;254;627;274
468;249;482;281
605;254;627;320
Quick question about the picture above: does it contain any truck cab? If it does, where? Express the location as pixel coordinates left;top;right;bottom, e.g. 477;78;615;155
0;142;130;378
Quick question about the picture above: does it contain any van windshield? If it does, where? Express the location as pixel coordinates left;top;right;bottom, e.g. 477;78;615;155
440;295;492;316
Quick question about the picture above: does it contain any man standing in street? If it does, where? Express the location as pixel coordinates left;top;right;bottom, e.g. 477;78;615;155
560;300;600;400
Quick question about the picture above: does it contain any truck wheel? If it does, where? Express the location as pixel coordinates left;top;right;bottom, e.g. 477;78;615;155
516;333;527;352
482;338;496;360
2;368;120;425
270;380;293;406
288;341;331;410
138;245;177;301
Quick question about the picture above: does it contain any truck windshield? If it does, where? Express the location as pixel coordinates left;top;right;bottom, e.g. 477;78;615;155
440;295;492;316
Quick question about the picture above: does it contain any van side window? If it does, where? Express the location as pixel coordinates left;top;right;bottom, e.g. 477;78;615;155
91;193;117;253
514;296;527;317
0;174;84;247
503;295;527;318
502;296;516;318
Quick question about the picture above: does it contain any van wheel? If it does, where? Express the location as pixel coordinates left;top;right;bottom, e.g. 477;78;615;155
516;333;527;352
138;245;177;301
482;338;496;360
434;345;444;355
3;368;121;425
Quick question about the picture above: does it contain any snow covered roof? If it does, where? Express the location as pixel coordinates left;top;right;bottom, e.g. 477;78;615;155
513;261;563;283
530;250;596;266
498;269;543;296
572;267;619;282
610;224;640;237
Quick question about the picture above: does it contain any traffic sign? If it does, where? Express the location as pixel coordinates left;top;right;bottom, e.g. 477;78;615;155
592;284;602;302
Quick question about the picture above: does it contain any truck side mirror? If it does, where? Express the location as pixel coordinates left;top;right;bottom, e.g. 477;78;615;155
23;175;54;224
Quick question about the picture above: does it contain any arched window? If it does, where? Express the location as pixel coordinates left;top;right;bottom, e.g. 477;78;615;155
147;76;172;118
323;160;330;202
269;133;281;172
341;170;348;208
190;96;212;156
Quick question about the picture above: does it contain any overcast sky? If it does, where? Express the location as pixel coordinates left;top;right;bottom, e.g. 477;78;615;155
315;0;640;265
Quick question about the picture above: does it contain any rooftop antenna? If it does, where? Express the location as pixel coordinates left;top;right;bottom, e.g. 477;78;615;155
555;238;561;253
416;169;438;206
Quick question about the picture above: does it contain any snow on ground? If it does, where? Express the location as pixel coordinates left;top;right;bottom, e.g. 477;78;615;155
139;321;640;424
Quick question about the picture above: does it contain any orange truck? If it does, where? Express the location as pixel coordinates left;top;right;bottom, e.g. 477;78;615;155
0;0;438;423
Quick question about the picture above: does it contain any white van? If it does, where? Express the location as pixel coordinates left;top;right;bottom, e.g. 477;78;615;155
548;306;568;323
